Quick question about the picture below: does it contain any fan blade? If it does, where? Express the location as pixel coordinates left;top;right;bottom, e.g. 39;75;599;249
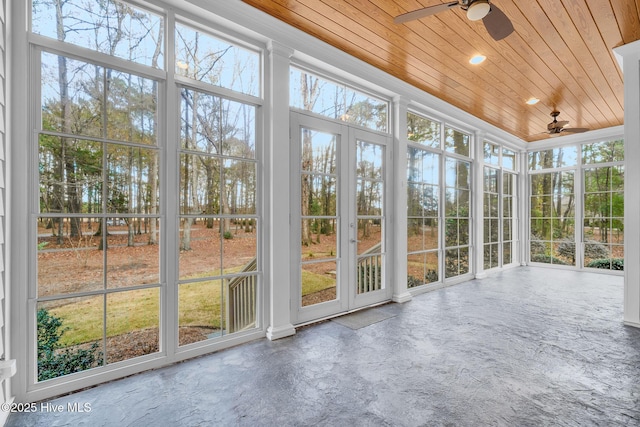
482;4;514;41
562;127;589;133
394;2;459;24
548;120;568;131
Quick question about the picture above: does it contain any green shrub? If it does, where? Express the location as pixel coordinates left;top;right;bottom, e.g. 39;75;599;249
223;231;233;240
586;258;624;271
37;308;102;381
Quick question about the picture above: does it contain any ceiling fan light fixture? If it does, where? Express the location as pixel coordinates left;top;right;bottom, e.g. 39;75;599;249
469;54;486;65
526;98;540;105
467;1;491;21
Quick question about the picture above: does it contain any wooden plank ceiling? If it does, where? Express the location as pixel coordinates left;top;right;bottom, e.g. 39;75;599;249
241;0;640;142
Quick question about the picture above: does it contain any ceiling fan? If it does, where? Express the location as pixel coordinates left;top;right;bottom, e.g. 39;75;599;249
547;111;589;137
394;0;514;41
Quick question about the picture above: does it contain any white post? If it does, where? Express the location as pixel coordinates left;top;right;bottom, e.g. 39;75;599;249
392;97;412;303
265;41;296;339
474;132;486;278
614;41;640;328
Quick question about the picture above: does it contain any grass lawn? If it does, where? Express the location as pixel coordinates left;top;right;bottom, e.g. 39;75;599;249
47;269;335;347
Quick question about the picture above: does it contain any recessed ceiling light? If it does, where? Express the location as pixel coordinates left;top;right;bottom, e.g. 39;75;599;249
469;55;486;65
526;98;540;105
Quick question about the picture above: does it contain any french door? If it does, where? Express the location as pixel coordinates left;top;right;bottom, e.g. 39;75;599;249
291;112;392;324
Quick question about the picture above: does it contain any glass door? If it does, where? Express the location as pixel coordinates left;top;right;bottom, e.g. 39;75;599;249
291;113;390;324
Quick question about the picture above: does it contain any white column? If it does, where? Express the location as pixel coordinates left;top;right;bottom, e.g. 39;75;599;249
474;132;486;278
519;148;528;266
265;41;296;339
392;97;412;303
614;40;640;328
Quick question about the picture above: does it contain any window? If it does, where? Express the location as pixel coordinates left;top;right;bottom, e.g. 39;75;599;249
30;0;263;386
582;140;624;270
445;157;471;277
407;147;439;287
406;112;472;286
529;148;577;266
290;67;388;132
482;142;518;271
175;23;260;96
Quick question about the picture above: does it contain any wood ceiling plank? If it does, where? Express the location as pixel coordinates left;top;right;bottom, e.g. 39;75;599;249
508;1;613;129
539;0;622;124
611;0;640;44
264;0;529;134
241;0;635;142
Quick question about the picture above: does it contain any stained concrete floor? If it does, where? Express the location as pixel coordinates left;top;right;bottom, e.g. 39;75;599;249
7;267;640;426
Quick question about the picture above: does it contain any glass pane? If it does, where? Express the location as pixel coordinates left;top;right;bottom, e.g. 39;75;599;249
107;145;159;214
584;242;611;265
344;90;388;132
34;1;164;69
175;23;259;96
584;193;609;217
178;280;224;346
358;219;382;255
531;218;551;240
423;218;438;250
503;196;513;218
106;218;160;288
179;218;221;279
503;242;512;265
407;112;440;148
223;159;257;215
582;140;624;164
407;253;425;288
106;288;160;363
584;168;611;193
305;175;337;217
301;261;337;306
529;147;577;170
483;142;499;165
425;251;439;284
39;137;103;214
290;68;387;132
180;154;221;215
407;148;439;184
530;241;551;263
503;219;512;241
407;251;439;285
407;184;424;217
301;221;337;262
357;140;383;180
106;71;157;144
530;195;552;218
612;166;624;191
407;219;423;253
484;167;498;192
503;149;516;170
503;173;515;195
227;274;258;333
41;53;104;137
222;219;257;275
357;180;383;216
37;296;104;382
357;255;383;294
301;129;337;173
612;218;624;243
459;219;470;246
445;219;458;247
444;127;470;157
445;247;469;277
180;89;256;157
37;217;103;297
446;158;470;189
